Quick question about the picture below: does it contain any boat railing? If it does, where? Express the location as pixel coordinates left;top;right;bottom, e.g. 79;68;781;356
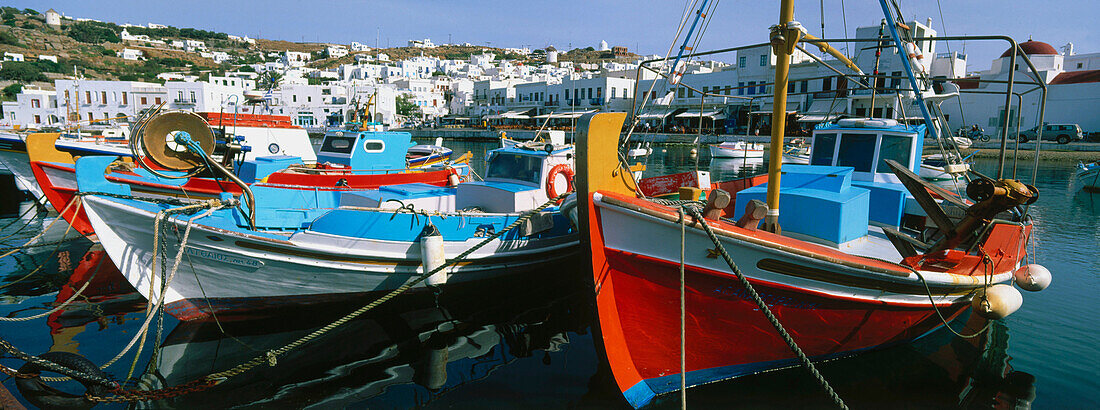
628;35;1049;188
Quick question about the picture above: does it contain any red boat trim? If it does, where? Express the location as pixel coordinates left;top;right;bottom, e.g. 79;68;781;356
756;258;972;295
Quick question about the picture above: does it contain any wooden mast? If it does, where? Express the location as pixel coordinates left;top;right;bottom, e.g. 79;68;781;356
764;0;800;232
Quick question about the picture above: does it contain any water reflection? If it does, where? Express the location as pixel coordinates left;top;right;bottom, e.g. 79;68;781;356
129;266;592;408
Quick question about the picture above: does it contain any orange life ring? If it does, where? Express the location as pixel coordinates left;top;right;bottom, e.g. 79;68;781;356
545;164;575;202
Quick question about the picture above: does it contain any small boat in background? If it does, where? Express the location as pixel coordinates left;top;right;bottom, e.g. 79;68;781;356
708;141;764;158
627;142;652;157
920;152;972;181
1076;161;1100;192
781;139;810;164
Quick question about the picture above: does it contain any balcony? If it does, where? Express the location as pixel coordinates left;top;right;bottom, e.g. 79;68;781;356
589;98;604;106
174;99;197;105
544;101;558;106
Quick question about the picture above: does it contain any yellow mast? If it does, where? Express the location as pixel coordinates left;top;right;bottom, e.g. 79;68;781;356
764;0;800;232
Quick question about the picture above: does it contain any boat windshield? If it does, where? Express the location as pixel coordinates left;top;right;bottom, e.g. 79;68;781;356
487;153;543;184
877;135;912;172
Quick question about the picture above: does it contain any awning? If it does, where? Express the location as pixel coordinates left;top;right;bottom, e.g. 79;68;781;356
533;110;597;119
804;99;845;114
675;109;726;120
636;108;677;119
752;101;799;114
797;113;842;122
487;109;534;119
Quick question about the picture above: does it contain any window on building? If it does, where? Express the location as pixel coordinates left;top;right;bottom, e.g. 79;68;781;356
738;56;746;68
121;92;127;105
610;87;616;99
307;96;311;102
292;95;297;103
588;88;593;99
702;86;708;95
678;87;684;99
87;113;93;121
1078;63;1084;69
760;55;767;66
155;97;162;105
596;87;602;99
759;83;766;94
738;82;745;96
747;81;755;95
822;77;832;91
687;88;694;98
30;99;40;108
34;115;41;124
178;91;184;101
85;91;91;104
100;91;107;103
565;89;570;99
141;97;147;105
890;71;902;88
190;91;196;103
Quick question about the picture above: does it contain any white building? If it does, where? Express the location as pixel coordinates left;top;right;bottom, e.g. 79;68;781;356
3;52;25;62
55;79;168;125
598;40;610;52
326;45;348;59
282;51;312;67
943;40;1100;134
350;42;371;52
117;48;143;61
408;39;436;48
38;55;58;63
45;9;61;27
1;87;60;129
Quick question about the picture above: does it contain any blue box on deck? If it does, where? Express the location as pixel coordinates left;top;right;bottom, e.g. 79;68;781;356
852;180;908;227
734;165;869;244
237;155;302;183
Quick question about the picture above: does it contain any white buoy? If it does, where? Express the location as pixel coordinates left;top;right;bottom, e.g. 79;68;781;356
972;284;1024;320
420;224;447;287
1013;264;1051;292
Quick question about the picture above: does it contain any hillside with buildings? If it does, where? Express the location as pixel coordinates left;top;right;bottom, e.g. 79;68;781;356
2;6;1097;138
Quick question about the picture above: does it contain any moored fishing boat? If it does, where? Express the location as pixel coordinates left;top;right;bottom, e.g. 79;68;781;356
77;119;579;320
576;1;1052;407
708;140;764;158
1076;161;1099;192
920;152;972;181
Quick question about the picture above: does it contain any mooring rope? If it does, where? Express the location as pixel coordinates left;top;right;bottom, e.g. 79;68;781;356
680;205;848;409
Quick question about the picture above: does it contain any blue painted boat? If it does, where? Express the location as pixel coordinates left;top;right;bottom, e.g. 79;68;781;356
78;142;579;321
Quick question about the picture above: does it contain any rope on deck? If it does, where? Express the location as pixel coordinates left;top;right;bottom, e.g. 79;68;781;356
680;205;848;409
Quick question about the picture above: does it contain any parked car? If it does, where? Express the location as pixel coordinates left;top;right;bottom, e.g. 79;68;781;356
1013;123;1084;144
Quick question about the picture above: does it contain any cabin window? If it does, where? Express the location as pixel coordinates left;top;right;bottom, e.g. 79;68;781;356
810;133;837;165
836;133;877;172
876;134;912;173
486;153;543;185
362;140;385;152
321;136;355;154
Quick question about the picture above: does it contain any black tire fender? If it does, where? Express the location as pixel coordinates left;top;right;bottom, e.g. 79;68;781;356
15;352;110;409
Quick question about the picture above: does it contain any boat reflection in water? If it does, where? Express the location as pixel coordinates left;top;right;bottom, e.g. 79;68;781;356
707;156;765;182
131;265;591;408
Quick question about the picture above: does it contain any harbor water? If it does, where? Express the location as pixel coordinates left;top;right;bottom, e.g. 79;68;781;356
0;140;1096;408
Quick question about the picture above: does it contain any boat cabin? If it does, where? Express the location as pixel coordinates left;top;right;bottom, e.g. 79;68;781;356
808;118;925;184
316;130;417;173
337;143;575;214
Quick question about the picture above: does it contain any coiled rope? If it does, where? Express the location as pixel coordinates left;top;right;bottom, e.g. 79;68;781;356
680;205;848;409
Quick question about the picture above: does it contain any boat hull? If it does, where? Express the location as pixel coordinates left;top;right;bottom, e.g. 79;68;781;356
1077;163;1100;192
708;144;764;159
587;192;1019;408
83;195;579;321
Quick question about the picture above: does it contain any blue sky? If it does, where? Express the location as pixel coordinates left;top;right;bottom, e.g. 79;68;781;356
11;1;1098;71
